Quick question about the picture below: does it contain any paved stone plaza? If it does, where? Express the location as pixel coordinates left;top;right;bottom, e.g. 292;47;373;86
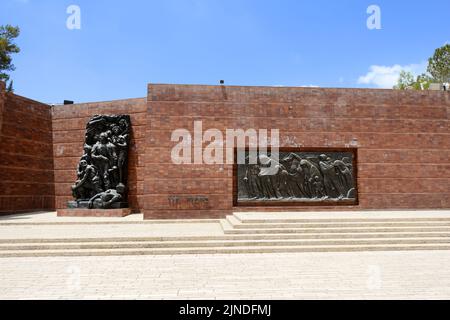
1;251;450;299
1;211;450;299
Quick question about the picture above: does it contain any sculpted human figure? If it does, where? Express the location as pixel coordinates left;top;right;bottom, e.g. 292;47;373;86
243;164;262;199
72;160;102;200
299;159;322;198
312;175;326;198
257;154;286;199
78;143;92;166
282;153;309;198
318;154;346;198
88;184;125;209
111;129;129;184
91;132;117;190
333;158;353;193
119;118;130;135
277;167;296;198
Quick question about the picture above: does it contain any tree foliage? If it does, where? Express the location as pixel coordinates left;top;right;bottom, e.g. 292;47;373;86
393;70;415;90
427;44;450;83
394;44;450;90
413;73;433;90
0;25;20;83
6;79;13;92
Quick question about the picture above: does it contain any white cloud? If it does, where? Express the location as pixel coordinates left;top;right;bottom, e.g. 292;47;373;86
357;62;427;88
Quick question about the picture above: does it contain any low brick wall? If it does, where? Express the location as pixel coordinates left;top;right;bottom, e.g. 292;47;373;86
0;89;55;214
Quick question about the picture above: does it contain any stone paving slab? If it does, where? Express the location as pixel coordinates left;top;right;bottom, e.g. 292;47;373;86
0;223;224;240
1;251;450;299
0;212;223;240
0;211;219;224
0;211;144;223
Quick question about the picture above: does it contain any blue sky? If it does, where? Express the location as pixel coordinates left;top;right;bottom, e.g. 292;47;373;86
2;0;449;103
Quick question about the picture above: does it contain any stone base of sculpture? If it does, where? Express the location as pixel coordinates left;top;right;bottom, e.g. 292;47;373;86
58;208;132;218
67;200;129;209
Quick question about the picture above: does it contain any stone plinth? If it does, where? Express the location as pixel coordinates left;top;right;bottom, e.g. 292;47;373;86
67;201;129;209
57;208;132;218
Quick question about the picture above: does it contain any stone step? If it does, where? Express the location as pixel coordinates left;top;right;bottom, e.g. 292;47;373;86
4;231;450;244
220;218;234;233
1;237;450;251
233;212;450;223
238;218;450;224
233;222;450;229
2;243;450;257
226;215;450;229
222;217;450;234
222;225;450;235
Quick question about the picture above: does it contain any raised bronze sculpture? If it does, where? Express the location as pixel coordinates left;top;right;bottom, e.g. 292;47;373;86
237;150;357;204
69;114;131;209
88;184;126;209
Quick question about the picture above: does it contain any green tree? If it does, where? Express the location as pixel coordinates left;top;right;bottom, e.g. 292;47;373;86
0;25;20;85
394;44;450;90
6;79;13;92
427;44;450;83
412;73;433;90
393;70;415;90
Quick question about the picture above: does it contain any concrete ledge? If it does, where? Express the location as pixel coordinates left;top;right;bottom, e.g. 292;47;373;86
57;209;132;218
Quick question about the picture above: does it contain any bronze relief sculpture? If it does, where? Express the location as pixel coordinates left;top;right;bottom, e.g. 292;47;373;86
237;150;357;205
69;114;131;209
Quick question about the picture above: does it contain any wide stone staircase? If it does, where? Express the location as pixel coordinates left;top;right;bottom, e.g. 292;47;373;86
1;212;450;257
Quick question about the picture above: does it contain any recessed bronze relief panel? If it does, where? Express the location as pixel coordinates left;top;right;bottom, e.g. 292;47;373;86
234;148;358;207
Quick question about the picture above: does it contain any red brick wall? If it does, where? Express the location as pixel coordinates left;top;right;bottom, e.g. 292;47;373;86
52;98;147;212
0;91;55;214
2;83;449;218
144;84;450;219
0;82;5;137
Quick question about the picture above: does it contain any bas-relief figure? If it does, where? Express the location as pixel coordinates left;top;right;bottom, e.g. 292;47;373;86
237;151;357;203
69;114;131;209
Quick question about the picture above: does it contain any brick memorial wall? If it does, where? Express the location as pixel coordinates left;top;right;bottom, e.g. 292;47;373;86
0;86;55;214
144;84;450;219
0;82;449;217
